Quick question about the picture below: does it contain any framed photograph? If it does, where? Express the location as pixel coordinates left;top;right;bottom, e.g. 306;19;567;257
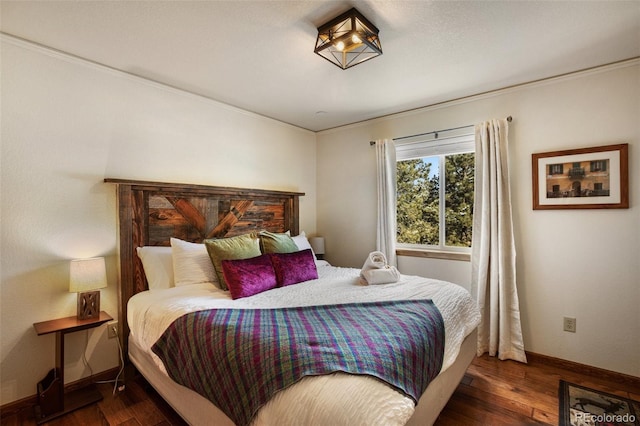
532;143;628;210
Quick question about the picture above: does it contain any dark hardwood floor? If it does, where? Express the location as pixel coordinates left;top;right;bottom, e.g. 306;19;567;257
4;354;639;425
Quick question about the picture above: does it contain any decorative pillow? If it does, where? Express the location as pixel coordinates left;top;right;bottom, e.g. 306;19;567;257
136;246;174;290
170;238;219;287
270;249;318;287
259;231;298;254
221;254;277;300
204;233;261;290
291;231;317;259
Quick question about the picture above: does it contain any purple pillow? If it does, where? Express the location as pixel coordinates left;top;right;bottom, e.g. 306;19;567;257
221;254;277;300
270;249;318;287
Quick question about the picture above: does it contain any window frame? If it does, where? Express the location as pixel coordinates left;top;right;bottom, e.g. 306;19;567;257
395;132;475;254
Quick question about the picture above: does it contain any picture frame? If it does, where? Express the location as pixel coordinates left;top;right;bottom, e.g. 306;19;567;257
532;143;628;210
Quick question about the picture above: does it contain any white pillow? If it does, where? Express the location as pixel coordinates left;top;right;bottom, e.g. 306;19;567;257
291;231;317;258
170;237;219;287
136;246;174;290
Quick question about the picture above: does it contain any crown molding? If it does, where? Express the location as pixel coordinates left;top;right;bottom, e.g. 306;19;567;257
318;57;640;135
0;32;315;135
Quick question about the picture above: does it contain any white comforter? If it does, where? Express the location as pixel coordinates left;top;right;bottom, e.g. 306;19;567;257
128;263;480;426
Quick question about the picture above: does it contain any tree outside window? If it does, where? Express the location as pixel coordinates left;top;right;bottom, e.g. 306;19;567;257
397;151;474;249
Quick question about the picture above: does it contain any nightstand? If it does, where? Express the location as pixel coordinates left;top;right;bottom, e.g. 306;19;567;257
33;311;113;424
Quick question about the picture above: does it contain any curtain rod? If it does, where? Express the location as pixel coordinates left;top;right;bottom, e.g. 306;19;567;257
369;116;512;146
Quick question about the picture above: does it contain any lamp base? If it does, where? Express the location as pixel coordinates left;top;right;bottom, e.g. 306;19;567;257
77;291;100;320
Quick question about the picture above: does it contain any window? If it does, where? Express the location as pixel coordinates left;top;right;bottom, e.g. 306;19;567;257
396;133;474;251
549;164;564;175
568;163;585;179
590;160;608;172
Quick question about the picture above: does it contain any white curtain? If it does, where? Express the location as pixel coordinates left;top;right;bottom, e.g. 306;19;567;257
471;119;527;363
374;139;397;267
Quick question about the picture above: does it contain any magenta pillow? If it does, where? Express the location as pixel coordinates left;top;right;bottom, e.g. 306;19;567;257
270;249;318;287
221;254;277;300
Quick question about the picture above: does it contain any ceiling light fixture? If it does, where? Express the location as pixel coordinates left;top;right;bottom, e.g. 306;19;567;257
314;8;382;70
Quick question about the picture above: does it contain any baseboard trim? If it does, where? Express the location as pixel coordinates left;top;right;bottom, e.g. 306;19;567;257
526;351;640;388
0;367;120;420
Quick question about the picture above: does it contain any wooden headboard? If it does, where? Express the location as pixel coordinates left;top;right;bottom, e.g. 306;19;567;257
105;178;304;356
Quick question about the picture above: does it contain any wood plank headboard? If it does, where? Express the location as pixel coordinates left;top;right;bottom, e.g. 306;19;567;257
104;179;304;357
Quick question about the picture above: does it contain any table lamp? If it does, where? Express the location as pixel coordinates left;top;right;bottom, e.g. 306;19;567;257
69;257;107;320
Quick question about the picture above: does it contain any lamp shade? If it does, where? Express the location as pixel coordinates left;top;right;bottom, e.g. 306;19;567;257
309;237;325;255
314;8;382;70
69;257;108;293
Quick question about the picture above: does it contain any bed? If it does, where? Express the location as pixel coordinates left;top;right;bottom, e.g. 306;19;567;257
106;179;481;426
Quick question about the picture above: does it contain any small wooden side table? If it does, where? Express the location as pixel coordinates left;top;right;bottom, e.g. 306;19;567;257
33;311;113;424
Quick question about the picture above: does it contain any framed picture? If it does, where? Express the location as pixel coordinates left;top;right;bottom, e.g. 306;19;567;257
532;143;628;210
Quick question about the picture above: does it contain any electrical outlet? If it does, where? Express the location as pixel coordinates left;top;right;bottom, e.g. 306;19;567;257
108;321;119;339
563;317;576;333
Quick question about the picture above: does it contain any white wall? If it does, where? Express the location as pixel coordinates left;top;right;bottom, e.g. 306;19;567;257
0;36;316;405
317;61;640;377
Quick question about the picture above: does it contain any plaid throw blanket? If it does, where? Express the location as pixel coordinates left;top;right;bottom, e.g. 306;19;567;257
152;299;445;426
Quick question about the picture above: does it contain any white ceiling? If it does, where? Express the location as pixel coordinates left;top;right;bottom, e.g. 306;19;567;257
2;1;639;132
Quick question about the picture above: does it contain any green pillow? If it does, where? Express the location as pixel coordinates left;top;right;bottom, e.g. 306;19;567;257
204;233;261;290
259;231;298;254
